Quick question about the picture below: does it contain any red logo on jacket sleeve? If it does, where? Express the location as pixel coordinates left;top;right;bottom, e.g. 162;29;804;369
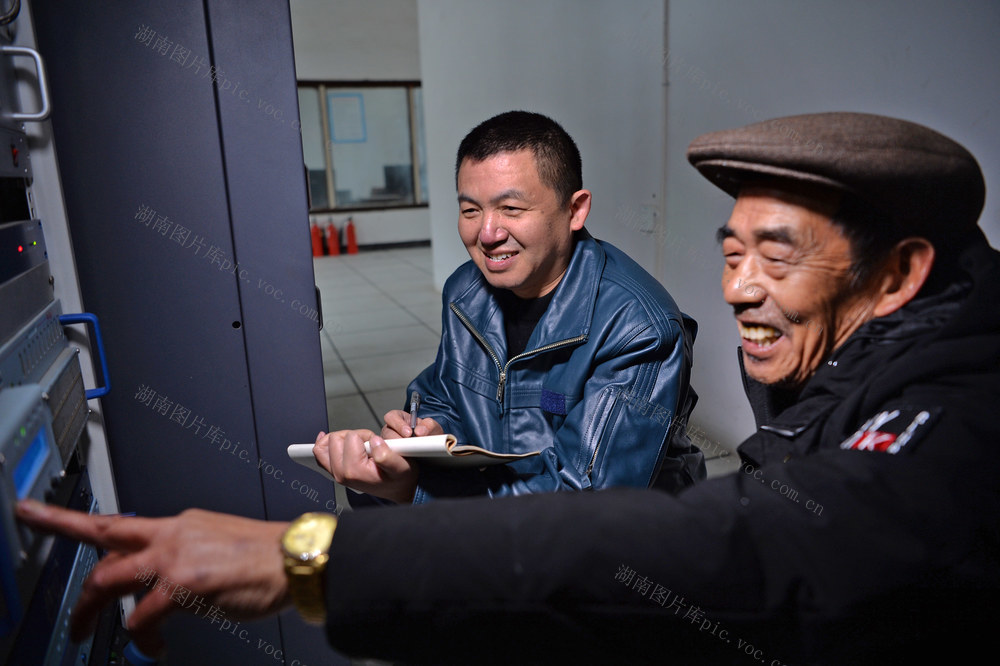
841;429;898;452
840;408;935;455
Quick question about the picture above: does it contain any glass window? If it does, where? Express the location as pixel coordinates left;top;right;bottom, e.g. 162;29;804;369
297;83;427;212
298;87;328;210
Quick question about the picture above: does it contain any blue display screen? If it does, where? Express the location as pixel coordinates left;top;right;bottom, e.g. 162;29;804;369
14;430;49;500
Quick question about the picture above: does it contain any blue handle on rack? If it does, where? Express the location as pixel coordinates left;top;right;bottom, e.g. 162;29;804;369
58;312;111;399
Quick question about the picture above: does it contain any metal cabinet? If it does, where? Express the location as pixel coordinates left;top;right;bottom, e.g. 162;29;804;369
30;1;338;662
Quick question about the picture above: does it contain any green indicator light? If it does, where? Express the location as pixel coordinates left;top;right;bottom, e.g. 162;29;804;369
20;426;26;437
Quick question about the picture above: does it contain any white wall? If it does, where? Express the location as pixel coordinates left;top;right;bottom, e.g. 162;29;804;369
416;0;1000;454
663;0;1000;449
417;0;667;289
312;207;430;246
289;0;430;245
290;0;421;80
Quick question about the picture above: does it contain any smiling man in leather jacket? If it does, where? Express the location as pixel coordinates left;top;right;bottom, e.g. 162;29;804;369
18;112;1000;664
313;111;704;504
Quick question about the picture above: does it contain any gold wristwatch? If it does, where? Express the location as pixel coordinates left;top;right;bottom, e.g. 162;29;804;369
281;512;338;624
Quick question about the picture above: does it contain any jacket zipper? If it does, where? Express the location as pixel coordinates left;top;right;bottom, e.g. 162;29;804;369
584;388;615;478
586;440;601;477
450;303;587;411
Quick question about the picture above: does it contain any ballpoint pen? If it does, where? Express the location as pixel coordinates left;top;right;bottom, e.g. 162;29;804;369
409;390;421;432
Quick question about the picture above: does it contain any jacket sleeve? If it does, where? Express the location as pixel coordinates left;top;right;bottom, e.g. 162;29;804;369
325;407;1000;664
412;313;703;501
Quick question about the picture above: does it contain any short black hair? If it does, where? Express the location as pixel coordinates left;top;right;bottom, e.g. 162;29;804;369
455;111;582;206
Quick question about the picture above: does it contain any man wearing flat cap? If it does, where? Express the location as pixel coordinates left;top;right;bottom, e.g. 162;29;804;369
17;113;1000;664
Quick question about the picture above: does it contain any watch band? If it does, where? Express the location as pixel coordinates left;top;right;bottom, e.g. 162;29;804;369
285;557;330;624
282;512;338;625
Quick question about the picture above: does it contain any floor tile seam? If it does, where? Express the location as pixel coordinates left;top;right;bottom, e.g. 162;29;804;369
392;252;434;276
320;325;382;426
359;273;443;339
337;344;439;363
324;319;435;338
341;261;438;336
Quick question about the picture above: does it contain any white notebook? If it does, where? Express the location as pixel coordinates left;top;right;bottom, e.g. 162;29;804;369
287;434;539;475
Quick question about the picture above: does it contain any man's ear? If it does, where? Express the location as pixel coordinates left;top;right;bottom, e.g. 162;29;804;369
568;189;591;231
871;237;935;317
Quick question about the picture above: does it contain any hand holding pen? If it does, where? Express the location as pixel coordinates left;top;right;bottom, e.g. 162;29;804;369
380;390;444;440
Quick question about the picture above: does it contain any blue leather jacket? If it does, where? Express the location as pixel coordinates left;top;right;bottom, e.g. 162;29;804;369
409;230;704;502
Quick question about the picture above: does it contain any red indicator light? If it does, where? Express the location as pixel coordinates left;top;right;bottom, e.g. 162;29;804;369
17;245;23;252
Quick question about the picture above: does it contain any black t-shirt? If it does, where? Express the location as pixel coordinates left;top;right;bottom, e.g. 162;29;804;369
496;289;556;359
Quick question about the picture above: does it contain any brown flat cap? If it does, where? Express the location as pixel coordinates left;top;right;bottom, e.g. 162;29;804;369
687;112;986;234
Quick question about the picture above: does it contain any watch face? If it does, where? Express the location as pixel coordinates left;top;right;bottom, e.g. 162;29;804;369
282;514;335;559
287;530;318;553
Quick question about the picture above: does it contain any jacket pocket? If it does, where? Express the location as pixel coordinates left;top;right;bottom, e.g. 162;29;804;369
444;359;497;400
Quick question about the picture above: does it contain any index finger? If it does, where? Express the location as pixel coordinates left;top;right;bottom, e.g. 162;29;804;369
382;410;412;438
16;499;156;551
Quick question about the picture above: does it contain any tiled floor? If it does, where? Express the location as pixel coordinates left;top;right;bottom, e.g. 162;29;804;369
314;246;736;478
315;246;441;434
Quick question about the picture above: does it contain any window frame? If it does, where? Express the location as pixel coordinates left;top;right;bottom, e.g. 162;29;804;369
298;80;428;214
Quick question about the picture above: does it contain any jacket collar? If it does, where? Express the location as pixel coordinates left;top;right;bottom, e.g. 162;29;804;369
451;229;604;354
